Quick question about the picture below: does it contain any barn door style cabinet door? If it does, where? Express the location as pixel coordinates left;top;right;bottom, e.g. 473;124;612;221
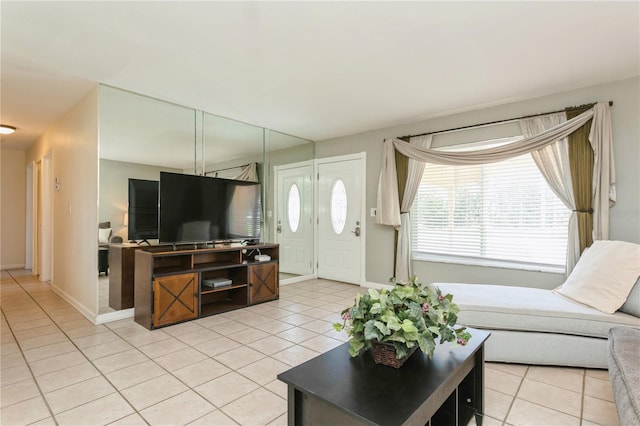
134;244;279;330
153;273;198;327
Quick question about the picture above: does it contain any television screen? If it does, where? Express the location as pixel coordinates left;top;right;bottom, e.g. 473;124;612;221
128;179;159;241
159;172;261;243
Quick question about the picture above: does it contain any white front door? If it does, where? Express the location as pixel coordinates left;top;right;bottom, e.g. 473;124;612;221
275;162;313;276
317;155;365;284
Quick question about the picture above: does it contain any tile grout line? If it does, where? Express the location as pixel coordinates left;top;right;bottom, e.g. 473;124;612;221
5;270;148;426
2;272;60;426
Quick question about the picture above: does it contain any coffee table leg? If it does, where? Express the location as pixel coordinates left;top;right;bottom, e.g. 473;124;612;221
473;346;485;426
287;385;302;425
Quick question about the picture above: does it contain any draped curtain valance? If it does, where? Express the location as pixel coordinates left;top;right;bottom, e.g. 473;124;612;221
377;102;615;281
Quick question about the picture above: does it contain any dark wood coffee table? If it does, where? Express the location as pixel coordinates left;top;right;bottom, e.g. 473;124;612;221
278;327;490;426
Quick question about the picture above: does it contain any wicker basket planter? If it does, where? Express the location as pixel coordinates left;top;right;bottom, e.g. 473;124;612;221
371;342;418;368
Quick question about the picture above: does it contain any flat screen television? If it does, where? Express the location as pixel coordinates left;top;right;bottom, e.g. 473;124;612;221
128;179;159;242
159;172;261;244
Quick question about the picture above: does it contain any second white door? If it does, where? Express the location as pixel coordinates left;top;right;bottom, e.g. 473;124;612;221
317;156;364;284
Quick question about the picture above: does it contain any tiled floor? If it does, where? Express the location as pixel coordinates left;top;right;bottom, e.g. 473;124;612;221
1;269;620;426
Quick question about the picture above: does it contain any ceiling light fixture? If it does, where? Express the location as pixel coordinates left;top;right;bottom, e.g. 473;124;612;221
0;125;17;135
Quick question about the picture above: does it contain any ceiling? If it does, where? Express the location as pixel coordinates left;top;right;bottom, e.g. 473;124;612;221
1;1;638;150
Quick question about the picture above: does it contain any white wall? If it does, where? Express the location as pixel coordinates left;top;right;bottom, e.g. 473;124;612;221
0;148;27;269
99;159;181;241
27;86;100;318
316;77;640;288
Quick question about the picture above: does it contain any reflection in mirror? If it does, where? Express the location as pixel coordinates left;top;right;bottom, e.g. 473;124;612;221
267;130;314;283
98;86;196;314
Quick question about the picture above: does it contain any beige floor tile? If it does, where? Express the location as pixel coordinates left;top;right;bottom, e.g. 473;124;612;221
0;396;51;425
28;350;87;376
298;334;342;352
195;336;242;357
44;376;116;414
121;373;189;410
267;413;288;426
276;327;318;343
172;358;231;387
124;330;172;347
13;324;60;341
63;324;109;339
140;390;215;425
36;362;100;393
254;320;296;334
281;313;316;326
194;314;233;329
1;342;21;356
299;319;335;334
19;331;69;351
213;346;266;370
92;348;149;374
82;339;134;360
0;378;40;408
235;314;272;327
237;357;290;386
194;372;260;407
54;393;135;426
486;362;528;377
175;328;220;346
322;328;350;342
161;321;205;337
248;335;295;355
0;351;26;370
220;388;286;426
586;368;610;380
56;318;95;331
273;344;319;367
71;330;121;349
154;347;208;372
106;412;148;425
517;378;582;417
106;360;166;390
113;324;152;339
582;395;620;425
525;365;584;393
1;364;34;387
264;379;288;399
138;337;189;359
28;416;57;425
229;328;270;345
187;409;238;425
23;340;76;363
485;367;523;396
484;388;513;421
584;375;615;402
206;321;249;336
507;398;580;426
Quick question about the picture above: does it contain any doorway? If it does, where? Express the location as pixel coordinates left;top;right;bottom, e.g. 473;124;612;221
25;155;53;281
315;153;366;285
274;161;314;283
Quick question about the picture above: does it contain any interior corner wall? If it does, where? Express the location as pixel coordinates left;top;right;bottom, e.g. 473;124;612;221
315;76;640;288
0;148;27;269
26;86;100;318
99;159;181;241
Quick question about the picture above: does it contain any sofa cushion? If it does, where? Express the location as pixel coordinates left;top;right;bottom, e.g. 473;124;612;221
607;327;640;426
555;240;640;314
620;278;640;317
437;283;640;339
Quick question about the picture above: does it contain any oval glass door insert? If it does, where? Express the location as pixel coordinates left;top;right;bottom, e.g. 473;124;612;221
330;179;347;234
287;183;301;233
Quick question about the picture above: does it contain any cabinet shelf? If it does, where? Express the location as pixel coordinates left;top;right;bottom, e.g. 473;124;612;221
196;261;247;271
200;283;248;295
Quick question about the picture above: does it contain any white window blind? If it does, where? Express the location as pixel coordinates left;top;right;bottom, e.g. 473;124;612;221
411;137;570;270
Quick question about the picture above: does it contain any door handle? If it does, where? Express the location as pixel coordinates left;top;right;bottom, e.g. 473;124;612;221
277;220;282;233
351;226;360;237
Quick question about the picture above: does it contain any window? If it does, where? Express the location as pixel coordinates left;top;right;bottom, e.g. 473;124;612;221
330;179;348;234
411;137;570;270
287;183;301;233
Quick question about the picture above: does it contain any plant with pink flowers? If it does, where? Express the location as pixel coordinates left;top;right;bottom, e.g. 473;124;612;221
334;276;471;360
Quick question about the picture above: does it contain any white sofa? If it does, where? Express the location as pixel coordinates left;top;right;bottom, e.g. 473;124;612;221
437;279;640;369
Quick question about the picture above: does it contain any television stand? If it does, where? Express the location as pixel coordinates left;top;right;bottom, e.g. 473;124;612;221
129;239;151;246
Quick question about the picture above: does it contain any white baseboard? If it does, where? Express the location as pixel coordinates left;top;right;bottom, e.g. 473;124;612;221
280;274;315;285
363;281;393;290
50;284;97;325
95;308;134;324
1;264;25;270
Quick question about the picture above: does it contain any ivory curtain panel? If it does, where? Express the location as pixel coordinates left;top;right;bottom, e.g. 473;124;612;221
378;102;615;277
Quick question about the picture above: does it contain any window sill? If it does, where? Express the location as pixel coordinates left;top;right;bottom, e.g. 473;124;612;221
412;252;565;274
